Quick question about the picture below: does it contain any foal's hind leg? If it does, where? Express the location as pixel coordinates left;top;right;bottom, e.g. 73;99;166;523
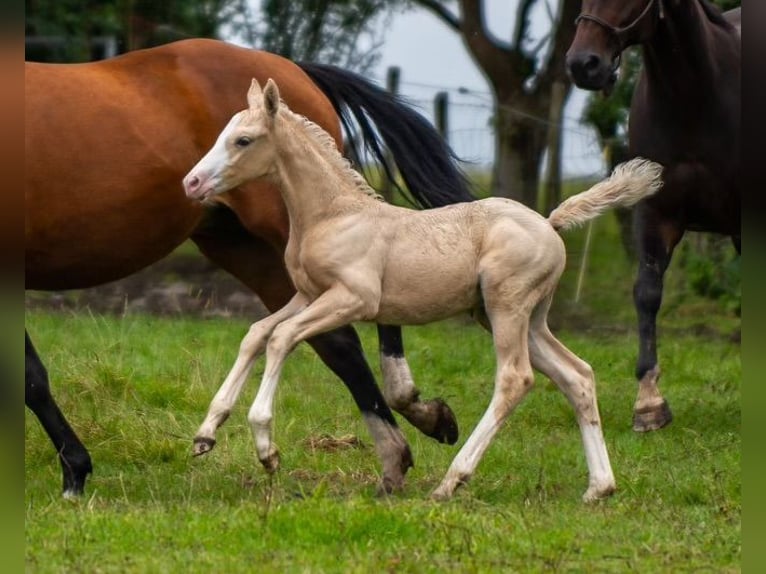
25;331;93;497
377;324;459;445
527;303;615;502
632;209;683;431
432;313;535;500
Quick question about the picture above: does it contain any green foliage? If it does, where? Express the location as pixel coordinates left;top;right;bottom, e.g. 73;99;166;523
255;0;393;72
25;0;251;62
677;235;741;316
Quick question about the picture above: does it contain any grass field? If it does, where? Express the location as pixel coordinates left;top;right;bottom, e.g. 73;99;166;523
25;211;741;572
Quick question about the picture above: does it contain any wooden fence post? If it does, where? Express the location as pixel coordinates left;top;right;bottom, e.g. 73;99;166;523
434;91;449;142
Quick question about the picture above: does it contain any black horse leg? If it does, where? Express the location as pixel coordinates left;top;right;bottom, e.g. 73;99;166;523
631;211;683;432
732;233;741;254
25;331;92;496
306;326;413;493
376;325;458;444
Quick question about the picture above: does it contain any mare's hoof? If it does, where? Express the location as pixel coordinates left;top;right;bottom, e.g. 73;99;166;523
259;448;280;474
376;444;413;497
425;398;459;445
376;477;404;497
192;436;216;457
633;400;673;432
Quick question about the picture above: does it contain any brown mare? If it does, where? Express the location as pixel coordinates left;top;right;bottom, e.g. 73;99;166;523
566;0;740;431
25;39;474;496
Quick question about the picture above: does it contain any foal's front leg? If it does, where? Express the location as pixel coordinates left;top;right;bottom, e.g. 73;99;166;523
192;293;308;456
249;288;413;493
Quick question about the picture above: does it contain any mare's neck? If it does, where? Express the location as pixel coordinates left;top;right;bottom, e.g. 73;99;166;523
641;0;727;99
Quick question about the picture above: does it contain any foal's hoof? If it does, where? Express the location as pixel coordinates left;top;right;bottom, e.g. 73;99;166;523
633;400;673;432
582;482;616;503
424;398;459;445
192;436;216;457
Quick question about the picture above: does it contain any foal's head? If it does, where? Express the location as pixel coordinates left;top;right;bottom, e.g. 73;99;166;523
184;79;281;201
566;0;663;91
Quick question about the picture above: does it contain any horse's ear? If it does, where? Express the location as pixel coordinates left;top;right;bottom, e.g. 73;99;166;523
247;79;263;109
264;79;280;119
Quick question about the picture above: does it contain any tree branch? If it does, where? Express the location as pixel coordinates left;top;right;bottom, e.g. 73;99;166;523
512;0;538;50
409;0;461;32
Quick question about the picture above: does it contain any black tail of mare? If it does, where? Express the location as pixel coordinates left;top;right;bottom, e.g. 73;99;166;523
298;62;476;209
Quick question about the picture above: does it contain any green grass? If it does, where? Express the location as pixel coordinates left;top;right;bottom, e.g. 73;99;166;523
25;310;740;572
25;184;740;572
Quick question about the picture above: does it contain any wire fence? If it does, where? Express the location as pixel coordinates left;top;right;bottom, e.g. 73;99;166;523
384;77;608;181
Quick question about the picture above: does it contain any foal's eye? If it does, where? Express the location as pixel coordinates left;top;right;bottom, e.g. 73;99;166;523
235;136;252;148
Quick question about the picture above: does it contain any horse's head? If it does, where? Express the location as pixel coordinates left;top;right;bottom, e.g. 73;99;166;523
183;78;281;201
566;0;663;91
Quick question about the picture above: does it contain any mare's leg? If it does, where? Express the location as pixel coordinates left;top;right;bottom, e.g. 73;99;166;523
731;234;741;254
431;312;534;500
25;331;93;497
632;207;683;432
248;287;412;493
377;324;458;444
527;300;615;502
192;293;308;456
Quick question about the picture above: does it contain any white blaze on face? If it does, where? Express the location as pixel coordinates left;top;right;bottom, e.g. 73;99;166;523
183;112;246;200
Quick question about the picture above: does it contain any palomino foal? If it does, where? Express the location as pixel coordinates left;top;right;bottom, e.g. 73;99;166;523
184;79;663;501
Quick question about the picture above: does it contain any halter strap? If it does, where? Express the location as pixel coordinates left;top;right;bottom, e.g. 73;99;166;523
574;0;663;50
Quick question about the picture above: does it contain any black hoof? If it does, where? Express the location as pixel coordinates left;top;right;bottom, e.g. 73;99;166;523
192;436;216;456
633;400;673;432
425;398;459;445
61;455;93;498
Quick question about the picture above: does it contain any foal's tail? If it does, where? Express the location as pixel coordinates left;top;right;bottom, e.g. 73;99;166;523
298;62;476;208
548;158;663;232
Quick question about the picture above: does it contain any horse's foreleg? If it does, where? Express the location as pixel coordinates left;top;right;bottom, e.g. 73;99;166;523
25;331;93;497
192;293;308;456
432;313;534;501
632;211;683;432
377;324;458;445
528;307;615;502
193;212;411;492
249;288;413;493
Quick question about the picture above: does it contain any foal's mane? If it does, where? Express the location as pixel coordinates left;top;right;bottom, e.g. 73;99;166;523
279;104;383;201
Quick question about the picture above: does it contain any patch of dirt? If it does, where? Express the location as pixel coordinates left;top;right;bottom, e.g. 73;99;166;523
301;434;367;452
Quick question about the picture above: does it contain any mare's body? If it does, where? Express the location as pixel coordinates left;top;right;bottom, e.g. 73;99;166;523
566;0;740;430
26;39;470;496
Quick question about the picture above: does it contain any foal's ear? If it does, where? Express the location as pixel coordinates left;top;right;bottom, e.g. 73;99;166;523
247;78;263;109
264;79;280;119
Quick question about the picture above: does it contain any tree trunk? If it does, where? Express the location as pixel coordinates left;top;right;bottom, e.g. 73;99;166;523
491;102;547;208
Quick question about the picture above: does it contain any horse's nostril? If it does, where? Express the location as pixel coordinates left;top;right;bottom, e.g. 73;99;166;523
584;54;602;72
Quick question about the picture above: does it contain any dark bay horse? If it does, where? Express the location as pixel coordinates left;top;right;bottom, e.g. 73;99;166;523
26;39;474;496
566;0;740;431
